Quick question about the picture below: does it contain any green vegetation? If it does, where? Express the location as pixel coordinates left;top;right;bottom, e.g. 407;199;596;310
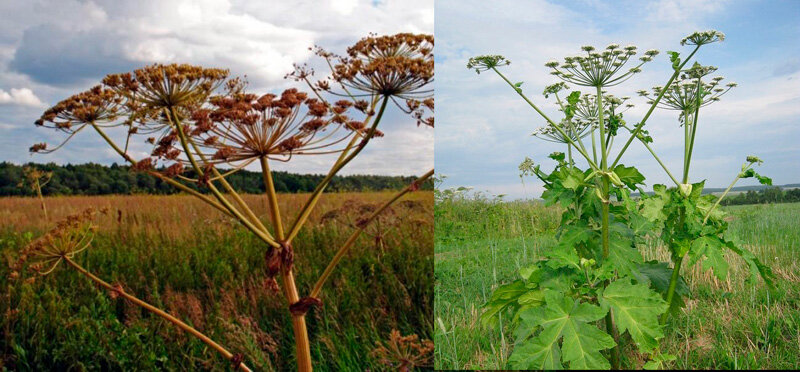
0;162;429;197
2;192;433;371
463;30;775;369
434;197;800;369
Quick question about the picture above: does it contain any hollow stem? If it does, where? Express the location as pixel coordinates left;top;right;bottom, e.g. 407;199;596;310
63;256;252;371
683;81;702;183
638;138;681;187
259;156;285;239
660;256;683;325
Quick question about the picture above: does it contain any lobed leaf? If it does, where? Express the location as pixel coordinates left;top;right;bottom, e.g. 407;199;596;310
599;280;668;353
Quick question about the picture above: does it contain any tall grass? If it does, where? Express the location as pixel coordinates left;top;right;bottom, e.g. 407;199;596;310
1;191;433;371
434;198;800;370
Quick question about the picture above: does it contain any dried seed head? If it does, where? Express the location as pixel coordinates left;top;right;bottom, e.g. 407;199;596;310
12;208;102;276
190;87;358;168
332;33;434;99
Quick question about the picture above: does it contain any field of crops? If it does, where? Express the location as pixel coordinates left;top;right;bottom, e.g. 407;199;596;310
434;198;800;370
1;191;433;371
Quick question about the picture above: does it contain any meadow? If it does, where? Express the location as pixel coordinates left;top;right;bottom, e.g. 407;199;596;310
1;191;433;371
434;197;800;370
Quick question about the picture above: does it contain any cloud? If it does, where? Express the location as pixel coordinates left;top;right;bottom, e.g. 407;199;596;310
6;0;434;90
0;88;43;106
0;0;433;176
435;0;800;199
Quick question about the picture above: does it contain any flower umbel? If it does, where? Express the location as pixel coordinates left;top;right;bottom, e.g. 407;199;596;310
467;55;511;74
681;30;725;46
545;44;658;87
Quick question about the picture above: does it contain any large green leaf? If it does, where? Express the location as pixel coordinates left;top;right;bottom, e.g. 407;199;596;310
598;229;643;279
481;280;527;326
613;164;646;190
688;236;729;280
636;260;690;315
548;225;592;270
509;292;615;370
724;238;775;288
600;280;668;353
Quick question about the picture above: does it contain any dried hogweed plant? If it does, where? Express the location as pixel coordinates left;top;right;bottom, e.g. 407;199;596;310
8;208;254;371
370;329;434;372
470;30;773;370
31;33;434;371
320;199;426;254
17;166;53;220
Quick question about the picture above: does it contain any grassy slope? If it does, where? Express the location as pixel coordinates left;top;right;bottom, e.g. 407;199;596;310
1;192;433;371
434;199;800;370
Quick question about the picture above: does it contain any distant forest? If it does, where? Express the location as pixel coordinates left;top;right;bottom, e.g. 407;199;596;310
720;187;800;206
0;162;431;196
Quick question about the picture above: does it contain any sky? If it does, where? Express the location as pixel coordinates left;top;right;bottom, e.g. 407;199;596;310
435;0;800;199
0;0;433;176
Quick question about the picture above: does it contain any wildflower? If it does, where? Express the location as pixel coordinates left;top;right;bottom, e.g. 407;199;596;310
542;82;570;98
639;66;735;114
545;44;656;87
681;30;725;46
33;85;122;154
467;55;511;74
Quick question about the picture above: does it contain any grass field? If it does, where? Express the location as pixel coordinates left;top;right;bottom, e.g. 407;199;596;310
1;191;433;371
434;198;800;370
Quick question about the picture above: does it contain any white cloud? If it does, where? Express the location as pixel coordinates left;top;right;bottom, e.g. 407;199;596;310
0;0;433;176
0;88;43;107
435;0;800;198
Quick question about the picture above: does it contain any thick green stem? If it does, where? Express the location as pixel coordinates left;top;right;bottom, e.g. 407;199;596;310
660;256;683;324
597;86;607;170
567;144;573;165
684;81;702;183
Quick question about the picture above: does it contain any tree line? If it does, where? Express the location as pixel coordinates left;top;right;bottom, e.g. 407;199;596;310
720;186;800;206
0;162;431;196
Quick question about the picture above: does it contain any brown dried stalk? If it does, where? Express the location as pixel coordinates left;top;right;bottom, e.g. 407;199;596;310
18;166;52;220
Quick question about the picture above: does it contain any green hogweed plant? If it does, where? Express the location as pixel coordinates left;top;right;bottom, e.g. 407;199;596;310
28;33;434;371
468;30;773;370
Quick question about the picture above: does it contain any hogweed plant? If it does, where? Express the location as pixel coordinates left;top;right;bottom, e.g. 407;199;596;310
30;33;434;371
17;166;53;220
8;208;255;371
468;30;773;370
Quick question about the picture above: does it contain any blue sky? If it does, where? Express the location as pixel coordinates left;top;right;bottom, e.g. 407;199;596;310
0;0;433;176
435;0;800;199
